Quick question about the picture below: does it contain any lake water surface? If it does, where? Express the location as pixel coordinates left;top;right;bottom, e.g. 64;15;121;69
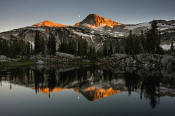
0;66;175;116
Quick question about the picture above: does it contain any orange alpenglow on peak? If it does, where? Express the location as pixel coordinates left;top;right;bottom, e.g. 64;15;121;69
33;20;70;27
37;88;69;94
74;14;121;28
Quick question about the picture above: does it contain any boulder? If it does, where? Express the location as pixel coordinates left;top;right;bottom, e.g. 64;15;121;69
36;60;44;65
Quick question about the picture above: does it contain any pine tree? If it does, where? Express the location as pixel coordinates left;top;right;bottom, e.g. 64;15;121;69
124;31;133;54
47;33;56;56
115;41;121;53
140;31;146;53
145;20;161;54
124;31;142;55
34;31;40;54
103;41;108;57
77;37;88;57
170;39;174;55
34;31;46;55
26;42;31;56
88;46;98;60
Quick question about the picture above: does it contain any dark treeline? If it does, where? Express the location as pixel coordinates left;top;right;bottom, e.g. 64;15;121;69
0;31;57;58
58;37;102;59
58;20;171;58
0;38;33;58
34;31;56;56
103;20;173;56
122;21;163;55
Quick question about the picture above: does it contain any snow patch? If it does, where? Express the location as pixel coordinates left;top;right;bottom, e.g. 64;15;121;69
25;27;46;31
157;23;175;31
108;31;125;37
28;41;35;49
124;22;151;30
160;43;175;51
72;30;94;41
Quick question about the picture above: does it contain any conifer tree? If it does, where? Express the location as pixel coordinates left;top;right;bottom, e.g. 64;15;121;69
34;31;40;54
115;41;121;53
170;39;174;55
26;42;31;56
140;31;146;53
47;33;56;56
77;37;88;57
109;41;113;56
145;20;161;53
103;41;108;57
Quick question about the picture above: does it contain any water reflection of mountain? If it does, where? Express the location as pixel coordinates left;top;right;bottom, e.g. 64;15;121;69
35;87;120;101
0;66;175;108
79;87;120;101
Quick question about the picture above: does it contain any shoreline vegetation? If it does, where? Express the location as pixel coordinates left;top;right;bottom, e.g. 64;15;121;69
0;60;35;69
0;53;174;69
0;57;98;69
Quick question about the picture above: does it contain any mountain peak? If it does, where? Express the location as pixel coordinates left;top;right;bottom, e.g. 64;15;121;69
33;20;70;27
87;13;100;17
74;14;121;28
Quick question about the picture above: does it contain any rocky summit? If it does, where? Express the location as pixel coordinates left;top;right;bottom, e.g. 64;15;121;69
74;14;121;28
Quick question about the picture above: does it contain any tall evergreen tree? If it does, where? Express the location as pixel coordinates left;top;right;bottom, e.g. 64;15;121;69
115;41;121;53
145;20;161;53
26;42;31;56
108;41;113;56
170;39;174;55
77;37;88;57
47;33;56;56
140;31;146;53
124;31;142;55
34;31;40;54
34;31;46;55
103;41;108;57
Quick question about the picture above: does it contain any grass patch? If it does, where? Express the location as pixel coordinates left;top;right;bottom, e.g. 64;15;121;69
66;59;99;66
0;61;35;69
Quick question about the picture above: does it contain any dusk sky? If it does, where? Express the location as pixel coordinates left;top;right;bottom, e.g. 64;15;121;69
0;0;175;32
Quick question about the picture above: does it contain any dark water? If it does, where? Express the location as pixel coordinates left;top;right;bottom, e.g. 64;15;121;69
0;66;175;116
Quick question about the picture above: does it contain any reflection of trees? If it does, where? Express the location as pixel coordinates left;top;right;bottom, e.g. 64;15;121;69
0;67;172;108
103;70;113;83
124;72;162;108
48;68;56;92
140;75;161;108
124;72;142;95
34;69;44;93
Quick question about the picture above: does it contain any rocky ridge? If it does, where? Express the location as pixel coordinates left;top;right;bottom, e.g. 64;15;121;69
0;14;175;51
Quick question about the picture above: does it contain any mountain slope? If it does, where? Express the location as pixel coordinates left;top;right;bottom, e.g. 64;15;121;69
74;14;121;28
33;20;70;27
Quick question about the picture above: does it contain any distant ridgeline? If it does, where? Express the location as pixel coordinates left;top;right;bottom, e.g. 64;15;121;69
0;14;175;59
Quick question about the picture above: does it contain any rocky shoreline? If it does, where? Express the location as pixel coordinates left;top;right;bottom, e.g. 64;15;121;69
1;53;175;75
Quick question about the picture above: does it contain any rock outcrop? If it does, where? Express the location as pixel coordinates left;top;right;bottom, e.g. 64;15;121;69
101;54;175;78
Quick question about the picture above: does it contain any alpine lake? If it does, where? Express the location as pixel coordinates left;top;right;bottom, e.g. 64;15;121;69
0;65;175;116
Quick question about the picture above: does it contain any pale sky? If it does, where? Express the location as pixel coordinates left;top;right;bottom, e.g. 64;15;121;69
0;0;175;32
